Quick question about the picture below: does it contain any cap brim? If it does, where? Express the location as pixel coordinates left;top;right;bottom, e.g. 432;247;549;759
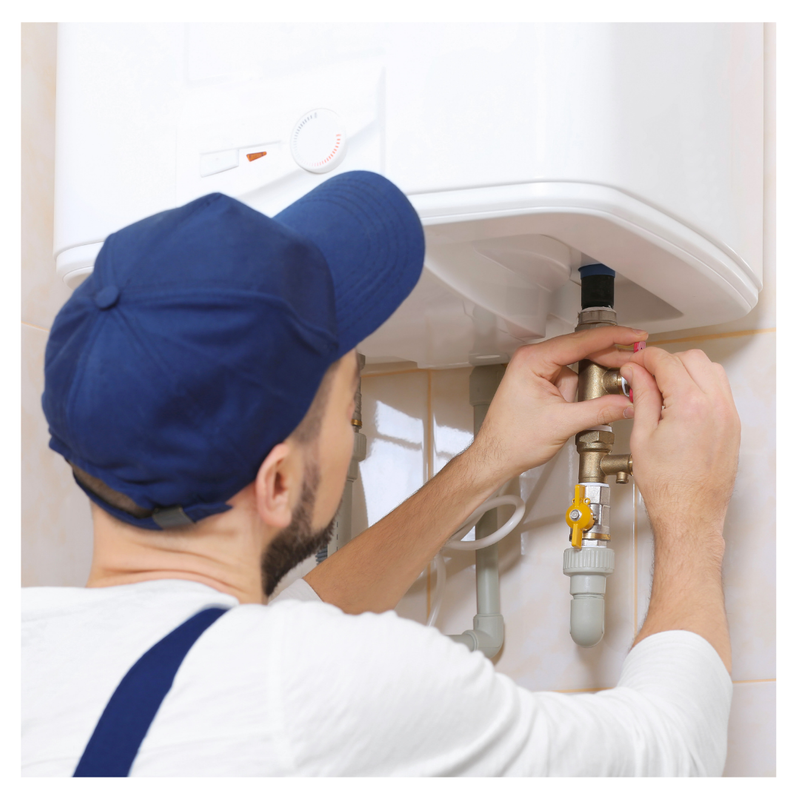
274;171;425;358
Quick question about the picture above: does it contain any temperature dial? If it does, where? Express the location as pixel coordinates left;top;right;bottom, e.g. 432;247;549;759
290;109;347;174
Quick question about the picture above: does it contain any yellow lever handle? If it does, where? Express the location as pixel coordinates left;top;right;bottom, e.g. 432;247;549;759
565;485;595;549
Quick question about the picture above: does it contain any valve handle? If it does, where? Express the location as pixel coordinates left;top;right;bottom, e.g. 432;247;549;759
565;485;595;549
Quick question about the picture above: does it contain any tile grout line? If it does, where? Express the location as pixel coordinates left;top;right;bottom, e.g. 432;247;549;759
648;327;775;346
362;367;427;379
425;370;434;621
22;321;51;334
362;327;775;376
426;370;434;484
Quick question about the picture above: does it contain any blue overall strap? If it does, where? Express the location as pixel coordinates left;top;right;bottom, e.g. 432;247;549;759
73;606;229;777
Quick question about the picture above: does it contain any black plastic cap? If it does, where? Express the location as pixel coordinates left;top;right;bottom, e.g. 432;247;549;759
579;264;615;309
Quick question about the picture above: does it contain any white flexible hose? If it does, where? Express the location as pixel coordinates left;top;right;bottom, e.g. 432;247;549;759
444;495;526;550
425;491;526;627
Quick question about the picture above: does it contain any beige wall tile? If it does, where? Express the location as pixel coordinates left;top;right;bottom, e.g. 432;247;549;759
724;681;776;776
431;367;473;473
635;332;775;681
362;361;420;376
359;371;429;520
21;324;94;587
22;23;74;331
359;370;429;624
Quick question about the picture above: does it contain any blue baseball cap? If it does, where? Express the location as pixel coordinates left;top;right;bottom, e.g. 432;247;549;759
42;171;425;529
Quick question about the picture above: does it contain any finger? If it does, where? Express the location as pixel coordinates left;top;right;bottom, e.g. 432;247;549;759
620;362;662;435
674;349;726;397
712;362;737;407
705;361;739;427
534;326;649;372
629;346;700;400
554;365;578;402
581;346;638;370
554;393;634;436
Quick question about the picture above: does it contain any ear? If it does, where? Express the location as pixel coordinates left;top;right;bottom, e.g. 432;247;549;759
253;442;301;529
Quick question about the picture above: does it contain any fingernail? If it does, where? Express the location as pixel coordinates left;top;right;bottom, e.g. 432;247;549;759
633;329;648;336
623;405;634;419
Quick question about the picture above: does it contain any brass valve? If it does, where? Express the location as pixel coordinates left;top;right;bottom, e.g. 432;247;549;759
565;485;595;549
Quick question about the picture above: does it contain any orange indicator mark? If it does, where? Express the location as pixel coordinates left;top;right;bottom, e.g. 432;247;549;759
246;152;267;162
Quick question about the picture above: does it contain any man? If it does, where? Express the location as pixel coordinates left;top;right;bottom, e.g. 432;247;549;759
23;171;739;776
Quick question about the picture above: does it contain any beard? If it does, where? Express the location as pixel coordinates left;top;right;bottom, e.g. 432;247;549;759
260;460;338;598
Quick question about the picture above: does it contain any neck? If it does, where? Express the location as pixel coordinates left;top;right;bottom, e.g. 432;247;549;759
86;499;272;605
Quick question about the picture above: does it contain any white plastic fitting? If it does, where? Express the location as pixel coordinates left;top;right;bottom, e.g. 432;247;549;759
563;546;615;647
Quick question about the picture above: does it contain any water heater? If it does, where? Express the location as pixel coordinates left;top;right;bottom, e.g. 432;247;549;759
54;23;763;367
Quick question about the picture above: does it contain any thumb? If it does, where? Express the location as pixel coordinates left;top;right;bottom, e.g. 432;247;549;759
557;393;633;438
621;363;661;435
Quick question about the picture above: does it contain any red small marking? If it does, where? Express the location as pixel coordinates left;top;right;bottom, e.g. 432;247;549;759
246;152;267;162
628;342;646;403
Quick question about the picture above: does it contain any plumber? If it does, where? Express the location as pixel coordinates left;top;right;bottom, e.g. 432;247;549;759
23;171;740;777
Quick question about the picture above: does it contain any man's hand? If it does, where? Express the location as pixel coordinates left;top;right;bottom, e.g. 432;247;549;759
621;348;741;540
623;347;740;673
470;326;647;486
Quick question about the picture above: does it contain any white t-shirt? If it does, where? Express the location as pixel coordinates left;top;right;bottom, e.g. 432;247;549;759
22;578;732;776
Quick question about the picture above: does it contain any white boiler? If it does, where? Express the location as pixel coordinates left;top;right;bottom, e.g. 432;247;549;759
53;22;763;368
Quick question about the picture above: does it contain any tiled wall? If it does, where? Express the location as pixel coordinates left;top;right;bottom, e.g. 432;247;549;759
22;23;775;776
22;23;95;588
348;327;775;777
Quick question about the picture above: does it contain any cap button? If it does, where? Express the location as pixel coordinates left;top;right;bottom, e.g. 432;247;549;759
95;285;120;310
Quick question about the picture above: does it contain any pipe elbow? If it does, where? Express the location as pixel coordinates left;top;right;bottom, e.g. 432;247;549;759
472;613;504;658
448;614;504;658
569;594;606;647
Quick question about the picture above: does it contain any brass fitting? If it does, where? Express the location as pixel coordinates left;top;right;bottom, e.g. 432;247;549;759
570;302;632;541
575;429;613;484
575;431;633;484
603;369;628;395
575;307;617;331
577;362;628;403
574;329;633;484
600;453;633;484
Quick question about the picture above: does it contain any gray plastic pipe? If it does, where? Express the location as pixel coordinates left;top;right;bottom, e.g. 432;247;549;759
448;365;506;658
562;543;614;647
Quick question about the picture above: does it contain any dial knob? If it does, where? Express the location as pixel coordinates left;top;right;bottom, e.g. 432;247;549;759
290;109;347;174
